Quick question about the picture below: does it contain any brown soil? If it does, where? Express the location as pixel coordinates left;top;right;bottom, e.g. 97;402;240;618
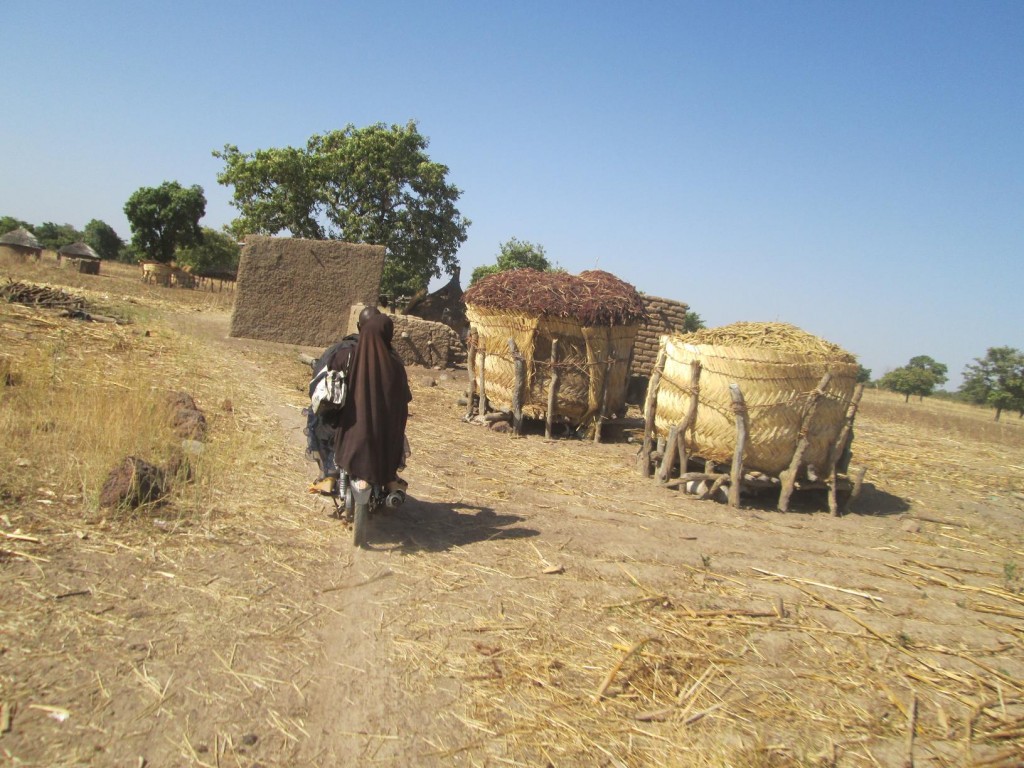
2;259;1022;767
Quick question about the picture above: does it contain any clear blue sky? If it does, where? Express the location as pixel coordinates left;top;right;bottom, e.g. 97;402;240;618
3;1;1022;387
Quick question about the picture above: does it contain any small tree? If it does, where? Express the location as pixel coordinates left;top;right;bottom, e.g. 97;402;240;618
124;182;206;264
682;309;705;333
176;228;241;274
83;219;124;260
960;347;1024;421
856;364;872;384
879;355;947;402
470;237;552;285
0;216;34;237
907;355;948;388
34;222;83;251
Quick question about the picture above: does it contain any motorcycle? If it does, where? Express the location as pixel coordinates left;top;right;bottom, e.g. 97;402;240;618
336;471;406;548
303;352;408;547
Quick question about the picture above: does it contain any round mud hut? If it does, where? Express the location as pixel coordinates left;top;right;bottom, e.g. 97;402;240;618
641;322;863;511
58;242;101;274
463;269;647;437
0;228;42;261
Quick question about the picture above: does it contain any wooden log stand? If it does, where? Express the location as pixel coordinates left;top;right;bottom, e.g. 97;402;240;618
826;383;865;516
727;383;749;508
638;349;666;477
508;338;526;437
545;338;561;440
463;337;477;421
657;360;701;484
778;372;832;513
593;352;614;444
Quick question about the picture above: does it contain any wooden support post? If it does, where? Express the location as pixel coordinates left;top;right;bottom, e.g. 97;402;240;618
478;350;488;415
847;466;867;513
663;471;729;490
728;383;748;509
827;383;865;516
638;349;665;477
593;352;614;444
508;338;525;437
658;361;702;483
545;338;561;439
464;337;477;421
676;361;702;476
703;474;729;502
778;372;833;513
657;424;680;484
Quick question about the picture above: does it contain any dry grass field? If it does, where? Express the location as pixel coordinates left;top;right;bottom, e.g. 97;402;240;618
1;253;1022;767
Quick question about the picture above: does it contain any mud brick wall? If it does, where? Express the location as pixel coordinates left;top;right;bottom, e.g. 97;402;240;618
390;313;464;368
631;295;691;376
230;236;385;346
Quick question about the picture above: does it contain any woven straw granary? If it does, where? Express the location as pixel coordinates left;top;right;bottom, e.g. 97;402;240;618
651;322;859;477
464;269;647;427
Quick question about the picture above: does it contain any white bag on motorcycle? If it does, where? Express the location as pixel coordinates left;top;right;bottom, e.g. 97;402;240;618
310;368;348;414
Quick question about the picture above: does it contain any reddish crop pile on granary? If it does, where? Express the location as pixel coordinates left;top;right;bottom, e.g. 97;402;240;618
463;269;648;326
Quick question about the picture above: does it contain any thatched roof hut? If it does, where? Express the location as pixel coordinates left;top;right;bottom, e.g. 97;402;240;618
58;242;101;274
464;269;647;431
403;269;468;334
649;322;859;477
0;228;42;260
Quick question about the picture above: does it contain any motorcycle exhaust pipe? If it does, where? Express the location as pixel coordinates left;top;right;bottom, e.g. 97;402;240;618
385;490;406;508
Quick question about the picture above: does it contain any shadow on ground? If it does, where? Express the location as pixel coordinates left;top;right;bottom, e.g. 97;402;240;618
365;498;540;552
737;483;911;517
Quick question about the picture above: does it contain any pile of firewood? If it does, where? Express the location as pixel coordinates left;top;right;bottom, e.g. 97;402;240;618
1;279;88;312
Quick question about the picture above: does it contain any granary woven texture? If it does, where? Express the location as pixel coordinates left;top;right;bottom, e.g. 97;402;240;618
464;270;646;425
651;322;859;476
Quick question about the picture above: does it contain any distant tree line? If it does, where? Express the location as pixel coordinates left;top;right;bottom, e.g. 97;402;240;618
1;215;127;261
872;350;1024;421
2;180;239;275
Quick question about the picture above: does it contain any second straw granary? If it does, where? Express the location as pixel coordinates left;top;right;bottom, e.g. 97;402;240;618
463;269;647;435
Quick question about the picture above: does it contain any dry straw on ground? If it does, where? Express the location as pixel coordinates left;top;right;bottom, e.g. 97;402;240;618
388;387;1024;766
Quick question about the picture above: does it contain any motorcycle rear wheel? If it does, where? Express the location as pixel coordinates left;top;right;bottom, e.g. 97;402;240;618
353;502;369;547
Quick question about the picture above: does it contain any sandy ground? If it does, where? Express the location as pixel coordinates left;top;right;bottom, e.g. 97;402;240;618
2;276;1023;767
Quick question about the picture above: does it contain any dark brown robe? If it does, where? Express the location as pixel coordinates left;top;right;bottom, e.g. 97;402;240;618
334;313;412;485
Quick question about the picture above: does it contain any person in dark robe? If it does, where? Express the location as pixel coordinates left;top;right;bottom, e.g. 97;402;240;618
306;306;381;493
334;312;412;488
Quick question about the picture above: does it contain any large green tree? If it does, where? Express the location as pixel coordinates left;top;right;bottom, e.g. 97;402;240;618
959;347;1024;421
83;219;125;260
470;237;552;285
175;227;241;274
124;182;206;264
214;120;470;298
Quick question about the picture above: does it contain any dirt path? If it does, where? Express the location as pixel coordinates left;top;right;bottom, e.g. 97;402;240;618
3;293;1023;767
